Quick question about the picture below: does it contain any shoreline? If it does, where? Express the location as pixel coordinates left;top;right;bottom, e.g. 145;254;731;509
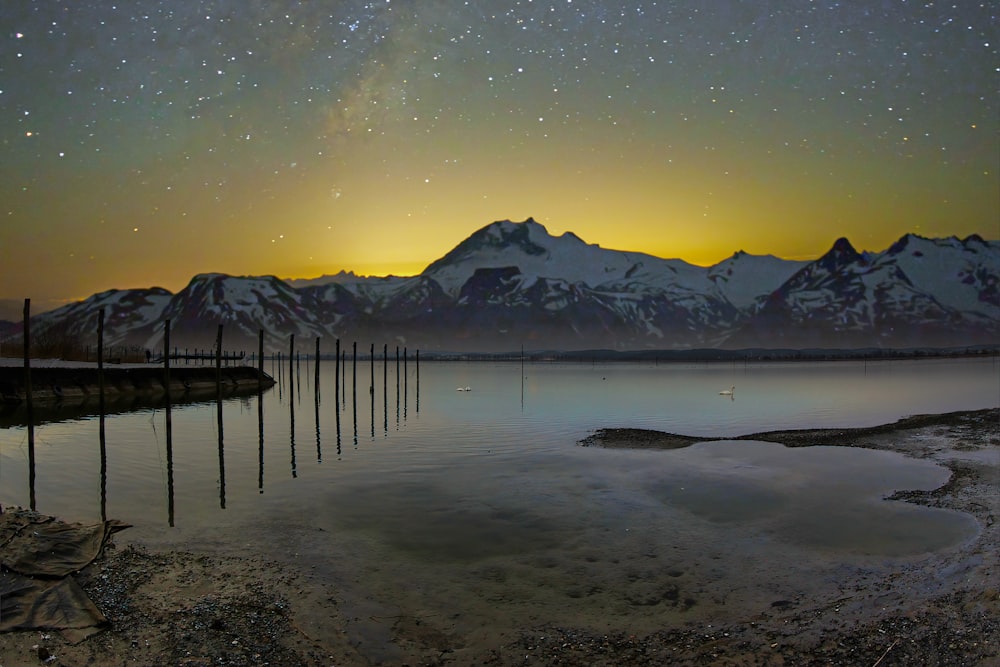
1;408;997;666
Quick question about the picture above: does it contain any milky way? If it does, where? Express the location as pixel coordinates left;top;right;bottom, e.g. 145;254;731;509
1;1;996;308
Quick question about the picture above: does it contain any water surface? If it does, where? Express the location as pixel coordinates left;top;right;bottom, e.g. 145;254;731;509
0;357;994;645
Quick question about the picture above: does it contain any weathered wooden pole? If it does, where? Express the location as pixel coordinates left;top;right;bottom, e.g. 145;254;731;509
97;307;106;402
370;342;375;394
215;325;223;389
352;341;357;397
163;319;171;392
22;298;31;411
258;329;265;377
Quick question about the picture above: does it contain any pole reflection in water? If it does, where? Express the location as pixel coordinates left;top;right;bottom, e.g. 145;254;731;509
315;367;322;464
370;344;375;440
257;387;264;495
335;375;343;460
166;394;175;526
99;386;107;522
352;361;359;448
334;348;342;460
27;421;36;512
383;345;389;438
216;392;226;510
166;319;175;524
289;355;297;478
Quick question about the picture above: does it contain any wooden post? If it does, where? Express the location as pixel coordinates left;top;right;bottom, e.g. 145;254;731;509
370;342;375;394
97;307;105;401
258;329;265;377
22;298;31;409
164;319;171;392
315;336;321;394
215;324;223;389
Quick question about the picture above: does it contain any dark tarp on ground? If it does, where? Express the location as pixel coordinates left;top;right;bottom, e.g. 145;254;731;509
0;509;129;642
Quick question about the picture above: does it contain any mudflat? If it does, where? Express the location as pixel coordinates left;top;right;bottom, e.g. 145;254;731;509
1;408;996;666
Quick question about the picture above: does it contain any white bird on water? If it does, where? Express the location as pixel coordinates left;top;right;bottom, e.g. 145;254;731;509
719;385;735;396
456;386;471;392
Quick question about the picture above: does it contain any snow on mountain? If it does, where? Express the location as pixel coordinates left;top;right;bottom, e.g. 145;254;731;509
4;220;998;353
423;218;708;297
150;273;331;349
880;234;1000;319
31;288;173;346
708;251;809;310
730;235;999;348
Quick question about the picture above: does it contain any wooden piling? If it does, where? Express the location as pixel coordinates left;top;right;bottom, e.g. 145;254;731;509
97;307;105;402
22;298;31;413
164;319;171;391
258;329;264;376
215;325;223;389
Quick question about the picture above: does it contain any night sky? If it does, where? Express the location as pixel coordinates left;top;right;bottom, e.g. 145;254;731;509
1;1;997;311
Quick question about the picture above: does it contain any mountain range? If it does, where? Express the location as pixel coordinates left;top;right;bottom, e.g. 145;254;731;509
2;218;998;354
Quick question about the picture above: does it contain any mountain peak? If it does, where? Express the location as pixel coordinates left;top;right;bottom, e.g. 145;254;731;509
831;237;858;255
424;218;550;277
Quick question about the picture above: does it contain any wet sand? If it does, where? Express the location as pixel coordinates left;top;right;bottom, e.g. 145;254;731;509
1;408;996;666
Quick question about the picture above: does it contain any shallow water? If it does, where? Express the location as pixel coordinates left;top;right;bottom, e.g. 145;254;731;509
1;357;996;651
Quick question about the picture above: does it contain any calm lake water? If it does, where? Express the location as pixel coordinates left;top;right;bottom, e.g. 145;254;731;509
1;357;997;650
1;356;997;536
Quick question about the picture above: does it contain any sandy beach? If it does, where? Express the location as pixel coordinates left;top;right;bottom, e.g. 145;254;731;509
1;408;997;666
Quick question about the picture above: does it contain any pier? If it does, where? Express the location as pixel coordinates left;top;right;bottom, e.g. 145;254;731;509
0;365;274;405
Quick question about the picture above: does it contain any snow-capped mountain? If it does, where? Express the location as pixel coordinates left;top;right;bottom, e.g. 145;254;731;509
3;219;998;353
728;234;999;348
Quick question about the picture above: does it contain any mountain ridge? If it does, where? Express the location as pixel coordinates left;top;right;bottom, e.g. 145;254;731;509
2;219;997;353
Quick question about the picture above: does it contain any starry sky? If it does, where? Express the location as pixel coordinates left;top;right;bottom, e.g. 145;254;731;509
1;1;997;313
